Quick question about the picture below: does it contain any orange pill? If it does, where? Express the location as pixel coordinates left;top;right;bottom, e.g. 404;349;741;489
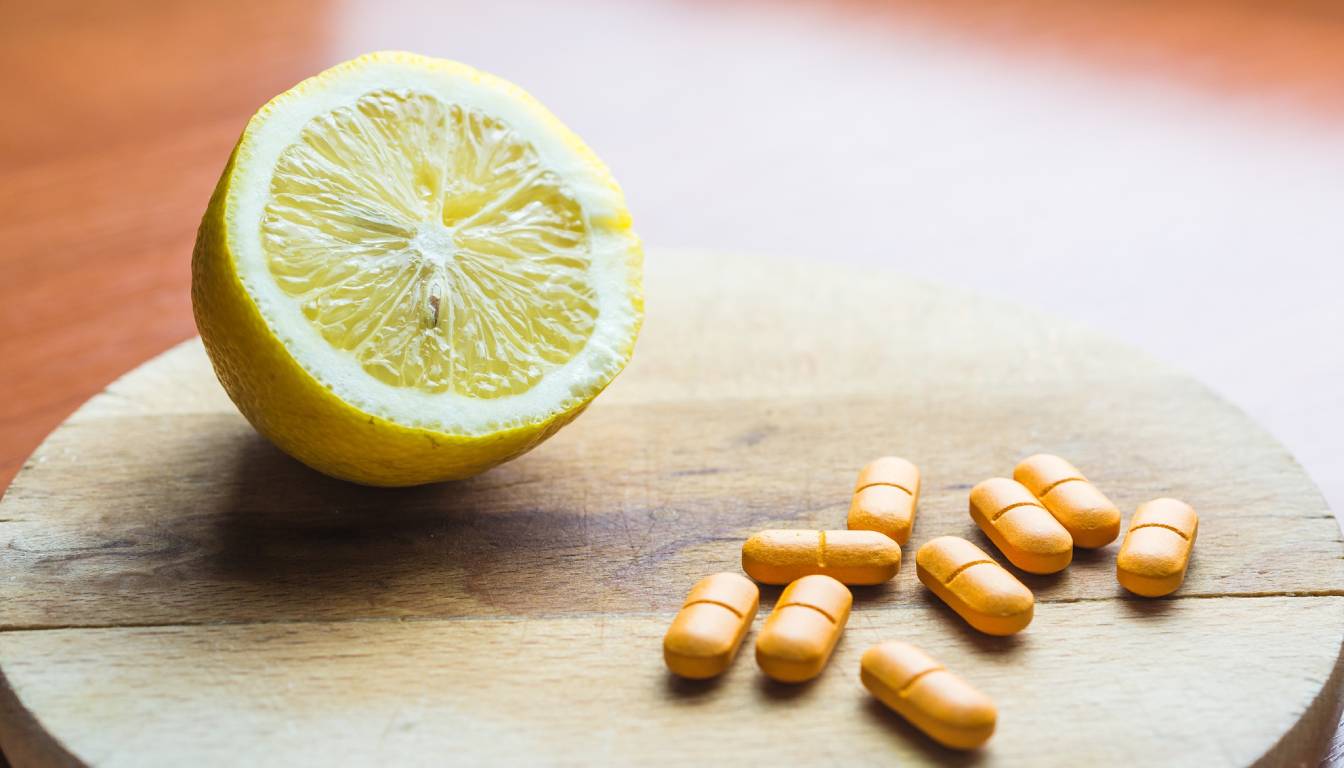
741;529;901;585
755;575;852;682
848;456;921;545
663;573;760;678
916;536;1034;636
1014;454;1121;548
1117;498;1198;597
969;477;1073;574
861;641;997;750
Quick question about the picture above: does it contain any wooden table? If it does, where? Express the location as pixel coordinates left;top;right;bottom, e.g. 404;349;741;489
4;1;1344;764
1;251;1340;766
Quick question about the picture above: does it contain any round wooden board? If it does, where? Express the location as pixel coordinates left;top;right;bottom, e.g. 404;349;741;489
0;250;1340;767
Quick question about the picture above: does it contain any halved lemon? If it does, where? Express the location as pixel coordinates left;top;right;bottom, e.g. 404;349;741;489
192;52;643;486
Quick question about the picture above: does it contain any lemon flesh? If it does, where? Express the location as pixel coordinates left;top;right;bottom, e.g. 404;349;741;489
265;91;598;398
192;52;642;486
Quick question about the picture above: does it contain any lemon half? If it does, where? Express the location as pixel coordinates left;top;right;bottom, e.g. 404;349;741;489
192;52;643;485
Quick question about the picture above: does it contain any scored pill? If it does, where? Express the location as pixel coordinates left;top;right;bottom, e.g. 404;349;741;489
969;477;1073;574
755;575;852;683
916;536;1034;636
1014;454;1121;548
663;572;760;678
1117;498;1198;597
861;641;997;750
847;456;921;545
741;529;901;585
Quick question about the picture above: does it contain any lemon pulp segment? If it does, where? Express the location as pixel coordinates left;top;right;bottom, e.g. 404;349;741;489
262;89;598;399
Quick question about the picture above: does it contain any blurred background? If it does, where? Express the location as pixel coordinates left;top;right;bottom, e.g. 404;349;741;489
1;0;1342;762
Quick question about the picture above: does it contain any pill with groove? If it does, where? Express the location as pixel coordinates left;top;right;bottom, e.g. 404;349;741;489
663;572;760;679
742;529;901;585
916;536;1034;636
970;477;1073;574
1014;454;1121;548
1117;498;1198;597
848;456;921;545
755;574;852;682
861;641;997;750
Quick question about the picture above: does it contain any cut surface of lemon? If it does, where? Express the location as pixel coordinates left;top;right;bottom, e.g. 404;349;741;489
192;52;642;485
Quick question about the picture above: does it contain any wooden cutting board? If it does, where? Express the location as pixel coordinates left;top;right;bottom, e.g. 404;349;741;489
0;250;1340;767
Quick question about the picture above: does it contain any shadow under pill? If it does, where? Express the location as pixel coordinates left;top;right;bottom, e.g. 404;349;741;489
755;674;821;703
918;589;1027;654
850;582;898;605
968;529;1088;601
1116;590;1180;619
756;584;785;608
662;670;728;700
861;697;989;766
1069;545;1116;566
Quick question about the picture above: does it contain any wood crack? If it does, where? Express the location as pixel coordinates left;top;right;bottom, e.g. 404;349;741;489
0;593;1338;634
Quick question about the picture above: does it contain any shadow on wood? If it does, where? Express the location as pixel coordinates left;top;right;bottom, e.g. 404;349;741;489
201;427;783;620
662;670;729;700
206;433;636;617
1115;591;1179;619
754;673;822;703
917;589;1027;654
860;696;990;766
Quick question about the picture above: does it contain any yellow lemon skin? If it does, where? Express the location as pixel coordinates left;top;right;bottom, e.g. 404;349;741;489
191;55;642;486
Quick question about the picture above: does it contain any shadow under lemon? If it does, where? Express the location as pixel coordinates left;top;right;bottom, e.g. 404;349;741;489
203;423;795;622
209;433;610;617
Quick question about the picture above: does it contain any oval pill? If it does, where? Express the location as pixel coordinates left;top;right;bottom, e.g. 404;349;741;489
969;477;1073;574
1117;498;1198;597
742;529;901;585
755;574;851;682
1014;454;1121;548
663;572;760;678
861;641;997;750
916;536;1033;636
848;456;921;545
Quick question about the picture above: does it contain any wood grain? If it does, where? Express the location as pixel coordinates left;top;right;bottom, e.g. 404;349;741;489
5;2;1344;763
0;251;1339;766
0;598;1339;768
